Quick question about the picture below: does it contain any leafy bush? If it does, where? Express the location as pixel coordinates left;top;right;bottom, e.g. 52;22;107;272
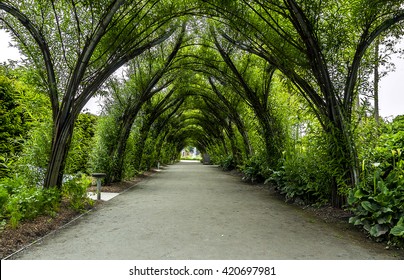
5;187;60;228
240;154;271;183
5;188;41;228
0;175;60;228
348;162;404;243
0;172;93;228
15;120;52;186
0;67;51;180
122;130;137;179
216;155;236;171
348;116;404;245
62;173;93;211
0;74;33;178
140;137;155;171
267;134;333;206
0;174;27;195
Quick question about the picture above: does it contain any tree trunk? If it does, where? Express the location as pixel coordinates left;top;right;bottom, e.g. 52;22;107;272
374;40;380;124
132;123;152;172
233;117;253;159
258;111;283;169
331;177;345;209
43;115;76;189
326;113;358;208
226;122;242;166
106;113;139;183
155;130;170;164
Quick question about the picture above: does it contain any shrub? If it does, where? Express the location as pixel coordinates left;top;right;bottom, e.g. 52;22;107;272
0;174;60;228
0;74;36;179
348;165;404;243
122;130;137;179
240;154;271;183
16;120;52;187
217;155;236;171
0;172;93;228
0;174;27;195
62;173;93;211
6;187;60;228
267;142;333;206
348;116;404;245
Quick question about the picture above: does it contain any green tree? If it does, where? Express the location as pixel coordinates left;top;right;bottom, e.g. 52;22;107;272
201;0;404;207
0;0;191;189
131;87;185;172
99;26;186;183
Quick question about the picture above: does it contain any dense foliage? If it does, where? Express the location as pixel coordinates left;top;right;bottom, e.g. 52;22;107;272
0;69;34;178
0;65;95;228
348;116;404;243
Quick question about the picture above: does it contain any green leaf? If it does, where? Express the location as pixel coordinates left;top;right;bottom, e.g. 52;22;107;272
347;190;357;205
390;225;404;237
380;207;393;213
369;224;389;237
377;214;392;224
361;201;379;212
349;216;361;225
390;217;404;237
354;188;366;199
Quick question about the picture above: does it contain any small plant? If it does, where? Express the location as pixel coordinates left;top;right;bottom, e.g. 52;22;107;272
218;155;236;171
240;155;270;183
2;183;60;228
11;188;39;226
0;171;95;228
62;173;93;211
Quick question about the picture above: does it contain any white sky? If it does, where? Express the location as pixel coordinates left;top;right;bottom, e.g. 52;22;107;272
0;30;20;60
0;29;403;118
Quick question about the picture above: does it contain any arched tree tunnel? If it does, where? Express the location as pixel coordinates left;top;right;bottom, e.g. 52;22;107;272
1;0;404;213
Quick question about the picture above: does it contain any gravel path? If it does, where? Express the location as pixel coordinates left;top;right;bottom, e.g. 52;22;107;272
11;161;401;259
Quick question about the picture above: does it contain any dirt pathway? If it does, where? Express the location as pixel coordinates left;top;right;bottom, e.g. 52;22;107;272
11;161;402;259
